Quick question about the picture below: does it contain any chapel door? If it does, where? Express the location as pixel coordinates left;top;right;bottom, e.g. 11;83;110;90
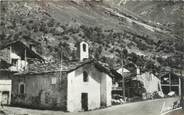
81;93;88;111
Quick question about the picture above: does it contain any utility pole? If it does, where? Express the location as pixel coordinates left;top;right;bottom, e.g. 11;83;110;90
122;60;125;101
181;65;184;110
180;69;184;110
179;54;184;110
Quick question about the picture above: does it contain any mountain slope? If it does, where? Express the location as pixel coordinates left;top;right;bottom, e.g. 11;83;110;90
0;0;183;72
117;1;184;37
45;1;178;55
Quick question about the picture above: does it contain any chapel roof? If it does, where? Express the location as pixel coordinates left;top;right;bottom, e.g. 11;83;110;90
14;59;115;78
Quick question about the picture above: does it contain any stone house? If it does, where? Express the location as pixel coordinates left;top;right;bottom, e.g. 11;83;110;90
12;41;112;112
111;63;163;99
134;71;162;94
133;69;163;99
0;40;43;105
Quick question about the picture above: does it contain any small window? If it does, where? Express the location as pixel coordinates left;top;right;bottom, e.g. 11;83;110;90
83;71;88;82
83;44;86;52
11;59;18;66
19;83;25;95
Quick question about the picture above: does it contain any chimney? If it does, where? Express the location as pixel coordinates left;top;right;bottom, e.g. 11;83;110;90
78;41;89;61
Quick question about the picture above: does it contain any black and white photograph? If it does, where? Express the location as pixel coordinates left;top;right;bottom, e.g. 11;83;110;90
0;0;184;115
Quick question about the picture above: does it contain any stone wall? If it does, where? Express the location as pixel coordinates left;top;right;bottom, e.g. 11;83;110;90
12;72;67;110
135;72;162;94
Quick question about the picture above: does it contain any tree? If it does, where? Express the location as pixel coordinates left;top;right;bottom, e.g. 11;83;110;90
145;60;155;72
94;46;103;60
136;56;145;70
128;52;138;63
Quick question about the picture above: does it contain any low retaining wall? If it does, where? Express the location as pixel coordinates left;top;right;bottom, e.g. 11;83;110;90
159;97;180;114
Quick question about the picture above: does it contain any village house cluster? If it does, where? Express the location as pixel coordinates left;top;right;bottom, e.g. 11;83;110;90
0;39;182;112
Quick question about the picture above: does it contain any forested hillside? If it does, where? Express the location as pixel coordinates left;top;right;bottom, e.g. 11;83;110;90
0;0;183;74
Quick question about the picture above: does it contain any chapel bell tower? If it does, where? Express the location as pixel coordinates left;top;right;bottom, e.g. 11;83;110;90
78;41;89;61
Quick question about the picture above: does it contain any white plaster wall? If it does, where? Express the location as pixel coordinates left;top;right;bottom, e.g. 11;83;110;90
0;80;12;104
100;74;112;107
105;74;112;106
0;80;12;90
67;64;103;112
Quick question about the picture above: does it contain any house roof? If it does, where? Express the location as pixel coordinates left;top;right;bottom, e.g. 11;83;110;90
29;60;93;73
0;40;44;61
14;59;114;78
111;63;136;80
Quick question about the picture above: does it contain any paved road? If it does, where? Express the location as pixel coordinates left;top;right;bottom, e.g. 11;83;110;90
2;97;180;115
